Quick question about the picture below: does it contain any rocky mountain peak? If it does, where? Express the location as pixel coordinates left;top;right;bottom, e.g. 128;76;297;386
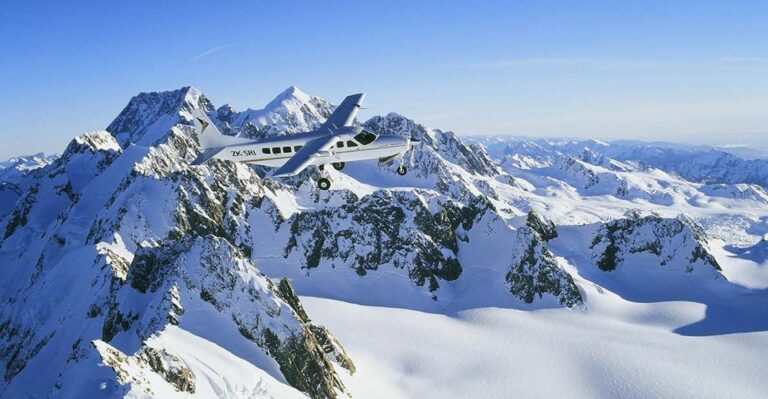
62;131;121;157
106;86;214;147
590;212;722;274
214;103;238;125
506;225;582;307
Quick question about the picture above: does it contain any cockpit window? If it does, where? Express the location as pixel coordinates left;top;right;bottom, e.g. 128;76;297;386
353;130;377;145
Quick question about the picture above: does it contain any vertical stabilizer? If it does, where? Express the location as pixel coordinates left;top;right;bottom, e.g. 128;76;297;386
190;111;254;165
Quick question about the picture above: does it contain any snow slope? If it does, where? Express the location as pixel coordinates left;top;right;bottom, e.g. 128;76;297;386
303;294;768;399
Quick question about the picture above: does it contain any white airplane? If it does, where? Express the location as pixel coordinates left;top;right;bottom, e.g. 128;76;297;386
191;93;418;190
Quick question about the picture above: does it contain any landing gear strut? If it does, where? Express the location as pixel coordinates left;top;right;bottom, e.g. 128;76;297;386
317;178;331;190
332;162;345;170
397;165;407;176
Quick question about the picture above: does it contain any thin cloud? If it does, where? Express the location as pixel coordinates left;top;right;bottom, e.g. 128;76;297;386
459;57;587;68
719;56;768;64
457;57;674;71
459;56;768;70
191;44;232;61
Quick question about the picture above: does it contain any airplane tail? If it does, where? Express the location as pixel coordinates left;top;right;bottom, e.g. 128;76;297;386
190;111;253;165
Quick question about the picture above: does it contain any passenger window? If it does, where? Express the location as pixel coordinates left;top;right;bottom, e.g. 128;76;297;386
294;145;302;152
273;147;281;154
283;146;292;153
347;140;358;147
337;141;345;148
262;148;270;154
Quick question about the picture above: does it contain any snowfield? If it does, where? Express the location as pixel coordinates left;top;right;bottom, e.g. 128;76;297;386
303;295;768;399
1;86;767;399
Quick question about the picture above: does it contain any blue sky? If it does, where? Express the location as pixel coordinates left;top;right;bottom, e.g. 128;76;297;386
1;0;767;159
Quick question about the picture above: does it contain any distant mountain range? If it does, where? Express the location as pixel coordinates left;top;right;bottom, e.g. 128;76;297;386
471;136;768;187
0;152;57;184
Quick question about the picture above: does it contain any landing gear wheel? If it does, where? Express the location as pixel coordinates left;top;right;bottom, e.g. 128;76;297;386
396;165;407;176
317;178;331;190
332;162;345;170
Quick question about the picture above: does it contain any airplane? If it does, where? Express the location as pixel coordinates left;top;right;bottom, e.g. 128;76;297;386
191;93;419;190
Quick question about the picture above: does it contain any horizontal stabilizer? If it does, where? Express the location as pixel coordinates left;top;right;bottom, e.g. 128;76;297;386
191;148;221;165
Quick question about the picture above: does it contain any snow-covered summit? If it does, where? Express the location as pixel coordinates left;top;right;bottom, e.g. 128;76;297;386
64;131;122;155
265;85;313;109
214;86;333;138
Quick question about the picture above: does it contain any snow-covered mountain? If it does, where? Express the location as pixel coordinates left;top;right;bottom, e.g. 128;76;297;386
212;86;333;139
0;152;58;216
0;152;57;184
474;136;768;187
1;86;767;398
0;88;353;399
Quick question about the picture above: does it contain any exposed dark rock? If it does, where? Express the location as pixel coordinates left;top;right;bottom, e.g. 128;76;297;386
506;227;582;307
591;213;722;273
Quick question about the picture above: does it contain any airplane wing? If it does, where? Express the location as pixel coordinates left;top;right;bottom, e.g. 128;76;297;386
271;135;337;177
320;93;366;129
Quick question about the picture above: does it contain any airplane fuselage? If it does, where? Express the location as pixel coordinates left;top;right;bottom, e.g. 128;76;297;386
212;126;410;168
